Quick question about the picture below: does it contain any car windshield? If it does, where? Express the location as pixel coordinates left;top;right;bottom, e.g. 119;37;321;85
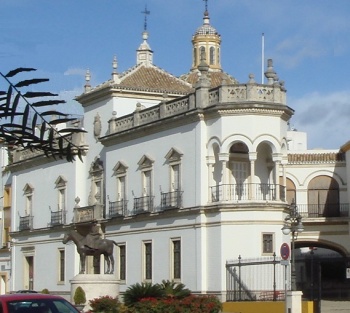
7;299;78;313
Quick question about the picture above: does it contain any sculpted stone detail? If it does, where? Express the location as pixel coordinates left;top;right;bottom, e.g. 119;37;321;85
93;113;102;140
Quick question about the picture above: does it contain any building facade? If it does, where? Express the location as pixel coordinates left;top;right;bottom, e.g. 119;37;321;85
1;6;349;301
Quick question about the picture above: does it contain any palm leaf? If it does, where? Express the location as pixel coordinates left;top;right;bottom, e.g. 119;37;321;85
31;100;66;107
15;78;49;88
11;92;21;122
23;91;58;98
5;67;36;78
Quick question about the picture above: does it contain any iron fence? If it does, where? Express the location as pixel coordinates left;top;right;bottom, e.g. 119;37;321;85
226;254;287;302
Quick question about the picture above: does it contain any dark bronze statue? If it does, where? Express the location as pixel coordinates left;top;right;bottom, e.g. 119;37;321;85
62;229;118;274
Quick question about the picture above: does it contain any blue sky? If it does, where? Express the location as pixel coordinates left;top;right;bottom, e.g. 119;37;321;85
1;0;349;150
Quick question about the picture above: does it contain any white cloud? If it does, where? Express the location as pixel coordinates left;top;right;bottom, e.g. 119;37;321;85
290;91;350;149
64;68;86;76
274;36;326;68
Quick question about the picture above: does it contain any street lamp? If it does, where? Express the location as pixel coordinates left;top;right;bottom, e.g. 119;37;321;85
282;200;304;291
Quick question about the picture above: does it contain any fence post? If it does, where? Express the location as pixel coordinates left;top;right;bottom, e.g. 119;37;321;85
238;255;242;301
273;252;277;301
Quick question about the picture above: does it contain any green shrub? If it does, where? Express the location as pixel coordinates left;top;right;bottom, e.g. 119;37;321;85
89;295;120;313
41;288;50;294
160;280;191;299
123;282;164;307
73;286;86;305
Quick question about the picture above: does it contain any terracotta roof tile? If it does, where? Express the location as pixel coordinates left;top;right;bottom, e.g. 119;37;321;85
117;64;192;94
180;71;238;88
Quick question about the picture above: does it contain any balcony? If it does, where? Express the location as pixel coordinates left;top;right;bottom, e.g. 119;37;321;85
161;191;183;210
74;204;103;223
50;210;66;226
19;215;33;231
133;196;154;214
109;200;128;217
297;203;349;218
210;183;286;202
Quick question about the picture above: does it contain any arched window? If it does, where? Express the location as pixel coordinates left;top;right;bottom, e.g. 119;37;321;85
286;178;296;205
193;47;197;66
308;175;339;217
210;47;215;65
200;46;206;61
229;142;249;200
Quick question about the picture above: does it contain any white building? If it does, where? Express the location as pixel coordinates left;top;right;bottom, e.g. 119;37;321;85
1;6;349;301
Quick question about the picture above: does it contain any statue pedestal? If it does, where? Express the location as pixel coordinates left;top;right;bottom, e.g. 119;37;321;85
70;274;119;311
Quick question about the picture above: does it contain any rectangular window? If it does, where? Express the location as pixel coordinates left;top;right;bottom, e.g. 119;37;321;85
262;233;274;254
144;242;152;280
143;170;152;196
58;188;66;211
119;244;126;281
58;249;65;282
25;195;32;215
171;164;180;191
117;176;126;200
172;239;181;280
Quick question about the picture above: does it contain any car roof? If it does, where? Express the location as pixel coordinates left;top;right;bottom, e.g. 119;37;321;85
0;294;64;301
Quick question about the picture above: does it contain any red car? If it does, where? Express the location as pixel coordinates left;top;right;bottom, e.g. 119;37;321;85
0;293;79;313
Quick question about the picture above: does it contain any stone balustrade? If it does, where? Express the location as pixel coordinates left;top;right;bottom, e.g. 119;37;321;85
108;83;286;135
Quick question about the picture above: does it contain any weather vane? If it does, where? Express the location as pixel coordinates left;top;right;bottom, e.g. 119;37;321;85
141;5;150;31
203;0;208;12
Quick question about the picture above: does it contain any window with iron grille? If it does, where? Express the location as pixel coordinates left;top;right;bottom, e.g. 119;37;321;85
172;239;181;280
58;249;65;282
262;233;274;255
144;242;152;281
119;244;126;281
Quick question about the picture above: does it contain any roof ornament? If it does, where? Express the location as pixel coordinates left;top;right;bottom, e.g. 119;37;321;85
203;0;208;13
137;5;153;66
196;49;210;87
112;55;120;83
203;0;210;24
264;59;277;85
141;5;150;32
84;69;91;92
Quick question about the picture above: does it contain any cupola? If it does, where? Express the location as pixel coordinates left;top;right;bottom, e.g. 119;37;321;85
191;2;221;71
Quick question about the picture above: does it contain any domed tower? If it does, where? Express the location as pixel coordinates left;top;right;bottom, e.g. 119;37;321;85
191;6;221;71
180;1;237;87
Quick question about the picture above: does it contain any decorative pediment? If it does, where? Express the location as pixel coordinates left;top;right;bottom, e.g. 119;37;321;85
165;147;183;163
23;183;34;194
90;157;104;175
137;154;154;169
113;161;128;175
55;175;67;188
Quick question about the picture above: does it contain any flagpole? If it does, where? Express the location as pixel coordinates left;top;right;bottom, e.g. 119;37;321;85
262;32;265;84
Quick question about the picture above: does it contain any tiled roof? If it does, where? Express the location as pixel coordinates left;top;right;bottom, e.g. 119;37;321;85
180;71;238;88
116;64;193;95
195;23;219;36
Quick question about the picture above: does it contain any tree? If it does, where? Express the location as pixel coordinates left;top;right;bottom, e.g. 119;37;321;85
0;68;86;162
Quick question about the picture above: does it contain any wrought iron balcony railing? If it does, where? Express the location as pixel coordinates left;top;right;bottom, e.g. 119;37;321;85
109;199;128;217
296;203;349;218
161;190;183;210
50;210;66;226
19;215;33;231
210;183;286;202
133;196;154;214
